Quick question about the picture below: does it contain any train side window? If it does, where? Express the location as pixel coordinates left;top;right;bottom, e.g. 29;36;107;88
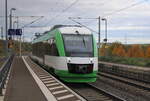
32;38;59;57
49;38;59;56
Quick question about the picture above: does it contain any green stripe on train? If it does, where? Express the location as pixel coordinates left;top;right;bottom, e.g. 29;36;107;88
61;77;97;83
55;69;98;82
55;29;66;56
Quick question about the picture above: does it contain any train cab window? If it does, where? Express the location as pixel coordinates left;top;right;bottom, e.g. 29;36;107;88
62;34;94;57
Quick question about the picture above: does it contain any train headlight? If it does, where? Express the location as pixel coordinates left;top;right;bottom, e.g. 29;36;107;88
90;58;93;63
67;58;71;63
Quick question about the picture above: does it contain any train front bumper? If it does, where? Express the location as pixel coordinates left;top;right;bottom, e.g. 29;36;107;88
55;70;98;83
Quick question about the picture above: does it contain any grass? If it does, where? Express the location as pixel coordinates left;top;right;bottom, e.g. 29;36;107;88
99;56;150;67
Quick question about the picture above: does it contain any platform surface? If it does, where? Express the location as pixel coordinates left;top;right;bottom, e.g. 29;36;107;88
4;57;47;101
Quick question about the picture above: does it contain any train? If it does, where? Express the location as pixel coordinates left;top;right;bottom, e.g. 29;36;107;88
31;25;98;83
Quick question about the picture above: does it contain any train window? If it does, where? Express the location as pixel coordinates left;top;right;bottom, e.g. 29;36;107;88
49;38;59;56
62;34;93;57
32;42;44;58
32;38;59;57
44;42;51;55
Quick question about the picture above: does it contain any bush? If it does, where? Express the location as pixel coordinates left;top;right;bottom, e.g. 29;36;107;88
146;61;150;67
99;56;150;67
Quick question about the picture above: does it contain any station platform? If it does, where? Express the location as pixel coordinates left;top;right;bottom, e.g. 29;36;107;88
3;56;85;101
4;57;47;101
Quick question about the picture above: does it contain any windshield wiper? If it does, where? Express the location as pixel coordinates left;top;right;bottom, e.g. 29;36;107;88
82;37;86;47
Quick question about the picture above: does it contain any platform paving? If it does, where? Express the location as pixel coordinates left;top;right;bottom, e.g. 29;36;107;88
4;57;47;101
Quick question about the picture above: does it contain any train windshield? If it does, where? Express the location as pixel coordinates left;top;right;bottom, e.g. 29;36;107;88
62;34;93;57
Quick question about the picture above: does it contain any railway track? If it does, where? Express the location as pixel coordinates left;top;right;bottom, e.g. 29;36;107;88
98;72;150;100
98;72;150;91
98;61;150;83
67;83;124;101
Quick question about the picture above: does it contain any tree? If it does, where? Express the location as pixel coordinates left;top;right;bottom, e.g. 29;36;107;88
108;42;122;56
112;44;126;57
145;46;150;58
127;45;145;58
116;45;126;57
112;46;118;56
100;44;106;56
0;40;4;56
126;47;133;57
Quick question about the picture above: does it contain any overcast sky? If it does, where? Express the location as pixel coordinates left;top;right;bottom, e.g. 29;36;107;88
0;0;150;44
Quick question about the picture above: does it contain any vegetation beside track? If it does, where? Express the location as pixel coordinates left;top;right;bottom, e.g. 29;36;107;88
99;56;150;67
0;40;5;56
0;40;6;67
0;39;32;56
99;42;150;67
12;41;32;54
0;39;32;67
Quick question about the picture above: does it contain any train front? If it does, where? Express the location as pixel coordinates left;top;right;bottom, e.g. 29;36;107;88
56;27;98;83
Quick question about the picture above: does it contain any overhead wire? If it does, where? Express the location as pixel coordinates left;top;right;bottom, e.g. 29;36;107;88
66;0;108;25
25;0;147;33
30;0;66;27
43;0;79;26
68;0;148;34
69;18;98;34
102;0;147;18
33;0;106;28
20;16;44;28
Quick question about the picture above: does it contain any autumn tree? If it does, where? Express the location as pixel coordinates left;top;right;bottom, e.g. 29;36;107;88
116;45;126;57
100;43;106;56
0;40;4;56
145;46;150;58
112;46;118;56
127;45;145;58
112;44;126;57
108;42;122;56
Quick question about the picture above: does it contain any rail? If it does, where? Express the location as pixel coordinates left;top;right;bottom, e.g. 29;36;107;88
0;55;14;95
98;61;150;83
97;72;150;100
87;83;125;101
67;83;125;101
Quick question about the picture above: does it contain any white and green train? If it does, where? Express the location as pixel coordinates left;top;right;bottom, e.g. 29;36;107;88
32;25;98;83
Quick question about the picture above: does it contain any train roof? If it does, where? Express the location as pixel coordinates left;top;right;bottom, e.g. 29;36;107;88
50;25;92;35
51;25;81;30
32;25;92;44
